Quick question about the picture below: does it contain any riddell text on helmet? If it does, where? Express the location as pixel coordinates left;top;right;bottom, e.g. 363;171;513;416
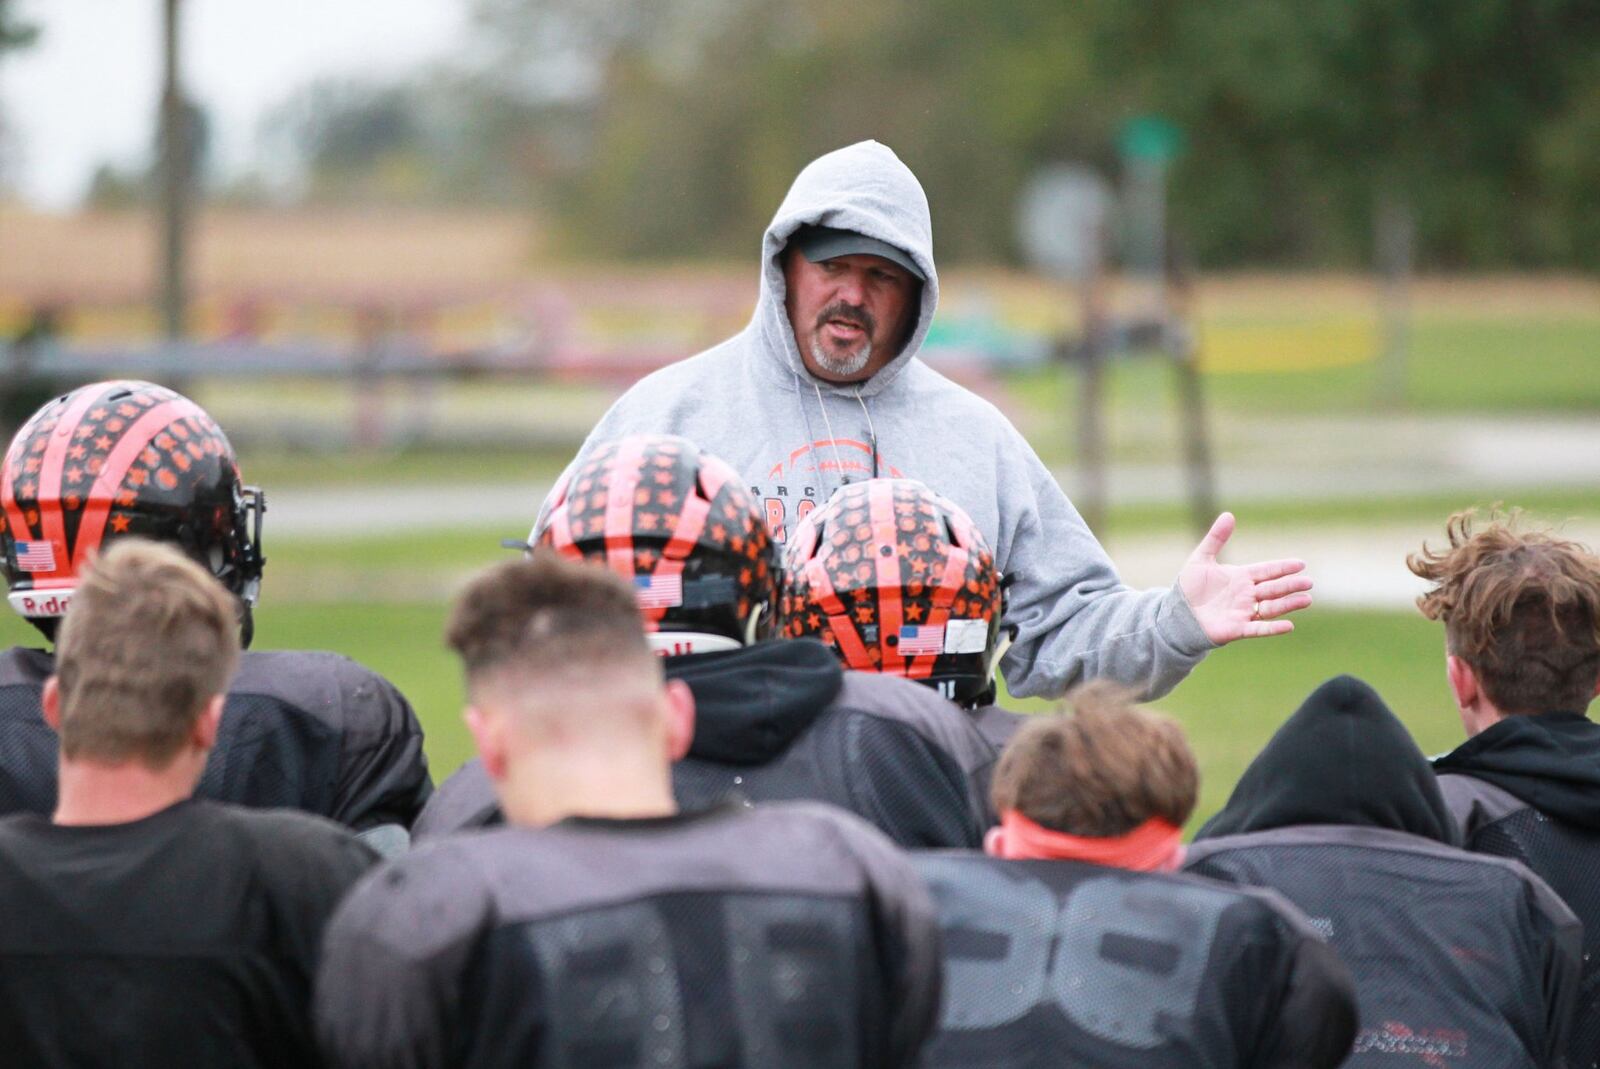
7;590;73;618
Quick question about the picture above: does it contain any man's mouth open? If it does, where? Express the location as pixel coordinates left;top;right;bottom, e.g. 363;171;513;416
823;319;866;343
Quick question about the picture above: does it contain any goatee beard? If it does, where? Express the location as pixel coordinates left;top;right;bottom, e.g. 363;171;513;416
810;336;873;377
809;301;877;377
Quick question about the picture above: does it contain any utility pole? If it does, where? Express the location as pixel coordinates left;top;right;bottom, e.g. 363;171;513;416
157;0;189;342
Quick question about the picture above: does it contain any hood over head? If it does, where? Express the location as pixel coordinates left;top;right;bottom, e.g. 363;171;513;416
1434;711;1600;829
1197;675;1459;845
755;140;939;399
666;638;844;765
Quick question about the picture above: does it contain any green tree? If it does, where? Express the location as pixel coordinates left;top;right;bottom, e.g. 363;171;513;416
264;0;1600;269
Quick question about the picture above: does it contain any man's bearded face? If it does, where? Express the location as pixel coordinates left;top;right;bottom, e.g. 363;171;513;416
783;248;916;384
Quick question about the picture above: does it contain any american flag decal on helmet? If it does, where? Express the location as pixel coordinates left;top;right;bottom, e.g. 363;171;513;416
634;573;684;609
13;540;56;573
897;625;945;656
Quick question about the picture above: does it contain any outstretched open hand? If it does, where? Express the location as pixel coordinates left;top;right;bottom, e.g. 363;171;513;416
1179;512;1312;645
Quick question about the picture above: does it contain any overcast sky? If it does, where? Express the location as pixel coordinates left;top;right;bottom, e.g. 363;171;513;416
0;0;469;210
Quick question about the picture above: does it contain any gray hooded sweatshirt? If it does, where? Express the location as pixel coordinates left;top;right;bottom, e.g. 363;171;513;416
547;140;1213;699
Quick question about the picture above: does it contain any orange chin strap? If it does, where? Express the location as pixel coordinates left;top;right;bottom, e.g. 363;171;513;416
987;809;1185;872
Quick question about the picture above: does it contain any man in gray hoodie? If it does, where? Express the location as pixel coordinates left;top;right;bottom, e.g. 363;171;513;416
554;139;1311;699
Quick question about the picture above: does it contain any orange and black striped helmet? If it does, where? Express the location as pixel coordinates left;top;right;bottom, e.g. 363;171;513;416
536;435;778;655
1;381;264;639
780;478;1005;707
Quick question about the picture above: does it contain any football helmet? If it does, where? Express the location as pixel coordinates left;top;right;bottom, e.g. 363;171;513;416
1;380;265;642
780;478;1008;706
536;434;778;655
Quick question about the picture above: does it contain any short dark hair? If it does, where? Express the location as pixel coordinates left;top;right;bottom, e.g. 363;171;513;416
991;681;1198;836
446;550;656;686
55;539;240;765
1410;510;1600;714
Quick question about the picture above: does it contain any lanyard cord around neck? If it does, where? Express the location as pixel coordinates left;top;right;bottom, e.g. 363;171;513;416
853;388;879;477
812;379;851;490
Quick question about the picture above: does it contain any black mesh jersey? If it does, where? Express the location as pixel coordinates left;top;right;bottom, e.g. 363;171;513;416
1441;773;1600;1069
0;646;432;830
316;802;943;1069
0;798;377;1068
415;671;996;849
671;672;995;848
913;852;1356;1069
1186;824;1583;1069
968;704;1029;750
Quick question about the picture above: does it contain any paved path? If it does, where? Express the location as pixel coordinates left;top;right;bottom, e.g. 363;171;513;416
262;412;1600;610
1105;520;1600;611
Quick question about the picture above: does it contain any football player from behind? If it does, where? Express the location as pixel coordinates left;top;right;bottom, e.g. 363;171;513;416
317;552;942;1069
1415;512;1600;1069
780;476;1029;748
414;434;994;848
1186;675;1582;1068
0;540;377;1069
0;381;430;841
916;682;1358;1069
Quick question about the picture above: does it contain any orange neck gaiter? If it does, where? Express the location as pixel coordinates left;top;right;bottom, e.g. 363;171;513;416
987;808;1185;872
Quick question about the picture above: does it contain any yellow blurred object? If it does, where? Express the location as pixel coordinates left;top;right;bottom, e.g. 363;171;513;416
1197;317;1378;373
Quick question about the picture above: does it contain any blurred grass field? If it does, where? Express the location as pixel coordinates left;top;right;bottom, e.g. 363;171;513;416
0;559;1485;834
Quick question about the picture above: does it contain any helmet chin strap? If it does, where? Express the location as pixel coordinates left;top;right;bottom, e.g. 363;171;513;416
985;628;1015;690
644;598;768;658
743;602;768;646
648;632;742;656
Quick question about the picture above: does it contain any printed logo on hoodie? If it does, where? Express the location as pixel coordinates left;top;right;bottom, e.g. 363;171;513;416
754;437;905;541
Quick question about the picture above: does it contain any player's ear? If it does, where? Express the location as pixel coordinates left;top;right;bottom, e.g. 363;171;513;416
1446;655;1478;712
191;694;225;752
465;704;508;781
663;679;696;762
40;676;61;732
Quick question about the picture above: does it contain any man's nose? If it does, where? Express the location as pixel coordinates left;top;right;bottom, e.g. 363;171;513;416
833;270;867;305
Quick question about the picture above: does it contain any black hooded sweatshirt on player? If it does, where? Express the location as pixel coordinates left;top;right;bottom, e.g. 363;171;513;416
1196;674;1459;843
1187;675;1582;1069
1435;711;1600;1069
413;638;995;849
0;647;432;832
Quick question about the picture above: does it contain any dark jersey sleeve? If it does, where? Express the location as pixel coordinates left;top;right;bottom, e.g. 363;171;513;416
838;674;996;848
968;704;1029;751
203;652;433;831
411;758;501;841
1524;866;1584;1066
315;841;494;1069
319;656;434;832
0;648;58;816
1249;902;1358;1069
810;806;943;1068
1436;772;1526;842
248;810;382;975
846;716;989;848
